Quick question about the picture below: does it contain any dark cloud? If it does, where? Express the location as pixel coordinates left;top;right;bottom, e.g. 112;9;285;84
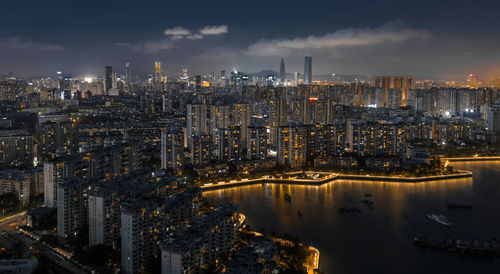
0;0;499;80
0;37;63;51
245;20;430;57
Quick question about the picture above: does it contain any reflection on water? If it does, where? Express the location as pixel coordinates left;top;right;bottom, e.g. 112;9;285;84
204;162;500;274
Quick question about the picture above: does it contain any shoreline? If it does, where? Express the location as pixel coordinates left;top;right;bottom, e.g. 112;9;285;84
241;226;320;273
441;156;500;162
200;170;473;191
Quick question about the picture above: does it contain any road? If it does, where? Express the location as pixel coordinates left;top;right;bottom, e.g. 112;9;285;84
0;211;26;231
0;212;89;273
10;229;89;274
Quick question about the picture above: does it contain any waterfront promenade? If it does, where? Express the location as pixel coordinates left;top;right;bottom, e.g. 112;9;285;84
200;170;473;191
442;156;500;162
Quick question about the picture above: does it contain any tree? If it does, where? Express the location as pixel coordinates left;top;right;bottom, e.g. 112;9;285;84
0;192;20;214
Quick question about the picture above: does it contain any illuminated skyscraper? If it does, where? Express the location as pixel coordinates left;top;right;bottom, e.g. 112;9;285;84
190;134;212;166
104;66;113;94
375;76;391;107
247;126;268;160
180;68;189;86
153;61;164;90
304;56;312;85
404;76;414;105
468;74;479;89
294;72;301;85
280;57;286;84
154;62;161;79
217;127;241;162
393;76;404;90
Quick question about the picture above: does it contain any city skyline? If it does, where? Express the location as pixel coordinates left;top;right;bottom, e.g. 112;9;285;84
1;1;500;273
1;0;500;80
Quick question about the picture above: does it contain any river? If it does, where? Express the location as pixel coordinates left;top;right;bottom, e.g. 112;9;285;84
203;161;500;274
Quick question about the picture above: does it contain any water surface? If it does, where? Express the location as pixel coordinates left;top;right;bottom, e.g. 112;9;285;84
204;161;500;274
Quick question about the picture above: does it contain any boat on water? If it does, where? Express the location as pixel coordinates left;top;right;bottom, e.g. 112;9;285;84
364;193;372;198
339;206;362;214
284;194;292;202
427;214;452;226
360;199;374;205
447;203;472;209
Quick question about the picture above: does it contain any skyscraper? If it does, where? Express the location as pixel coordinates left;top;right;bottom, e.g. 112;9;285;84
280;57;286;84
304;56;312;85
393;76;404;107
125;63;131;84
375;76;391;107
403;76;414;106
154;61;164;90
154;62;161;79
104;66;113;94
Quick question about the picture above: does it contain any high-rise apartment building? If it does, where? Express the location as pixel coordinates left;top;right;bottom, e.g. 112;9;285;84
43;156;85;208
57;177;90;240
277;125;307;168
190;134;211;166
209;105;231;145
0;130;33;169
232;104;250;149
247;126;268;160
161;129;184;171
186;104;208;146
217;127;241;162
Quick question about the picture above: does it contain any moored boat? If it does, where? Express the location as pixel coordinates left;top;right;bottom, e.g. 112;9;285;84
427;214;452;226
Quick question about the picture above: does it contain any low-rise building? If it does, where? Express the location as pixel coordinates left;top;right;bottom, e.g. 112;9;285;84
26;206;56;229
365;157;401;170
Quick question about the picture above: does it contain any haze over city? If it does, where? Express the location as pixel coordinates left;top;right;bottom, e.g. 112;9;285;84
1;0;500;81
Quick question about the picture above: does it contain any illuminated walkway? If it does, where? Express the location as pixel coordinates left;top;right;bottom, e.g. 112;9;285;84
200;170;473;191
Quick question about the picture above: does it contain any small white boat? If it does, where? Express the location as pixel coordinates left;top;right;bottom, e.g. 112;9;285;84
427;214;452;226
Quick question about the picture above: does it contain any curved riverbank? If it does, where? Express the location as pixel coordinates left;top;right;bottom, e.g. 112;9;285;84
200;170;472;191
203;161;500;274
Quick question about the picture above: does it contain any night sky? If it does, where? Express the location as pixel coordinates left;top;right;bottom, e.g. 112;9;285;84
1;0;500;80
